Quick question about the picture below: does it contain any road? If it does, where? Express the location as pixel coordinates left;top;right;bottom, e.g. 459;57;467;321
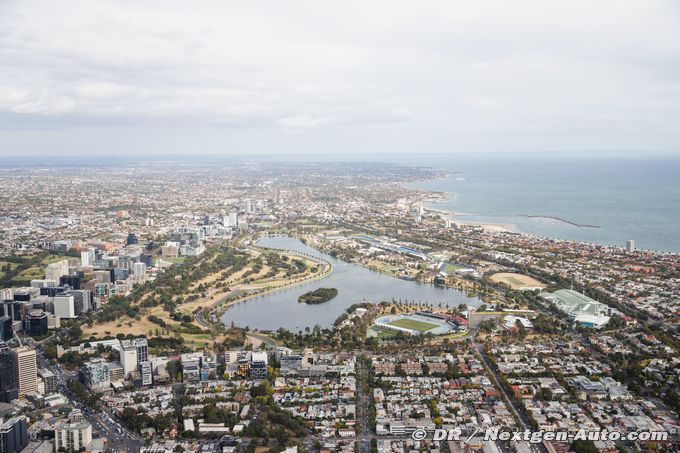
35;345;142;453
473;343;548;453
246;331;280;348
355;355;374;453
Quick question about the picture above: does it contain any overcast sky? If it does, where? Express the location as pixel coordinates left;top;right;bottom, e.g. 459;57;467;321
1;0;679;157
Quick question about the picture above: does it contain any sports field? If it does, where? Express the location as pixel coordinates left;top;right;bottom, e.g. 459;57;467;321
442;263;462;274
388;318;438;332
489;272;545;290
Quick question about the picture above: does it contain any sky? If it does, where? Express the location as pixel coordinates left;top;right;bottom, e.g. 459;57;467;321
1;0;679;157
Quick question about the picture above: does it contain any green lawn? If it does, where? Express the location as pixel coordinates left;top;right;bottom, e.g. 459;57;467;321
0;261;19;279
443;263;461;274
41;254;70;265
182;333;213;348
165;257;187;264
13;267;44;281
377;330;396;339
0;262;19;271
388;318;438;332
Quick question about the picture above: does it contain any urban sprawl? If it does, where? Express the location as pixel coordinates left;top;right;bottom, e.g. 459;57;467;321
0;161;678;453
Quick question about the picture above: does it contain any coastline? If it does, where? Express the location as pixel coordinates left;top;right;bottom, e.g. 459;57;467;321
404;179;520;234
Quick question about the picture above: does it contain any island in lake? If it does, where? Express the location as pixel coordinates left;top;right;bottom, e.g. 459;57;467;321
298;287;338;304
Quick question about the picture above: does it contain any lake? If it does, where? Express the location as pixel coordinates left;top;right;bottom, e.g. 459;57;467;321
220;236;481;331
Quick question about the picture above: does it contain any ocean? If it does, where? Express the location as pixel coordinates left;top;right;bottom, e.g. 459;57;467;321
405;154;680;253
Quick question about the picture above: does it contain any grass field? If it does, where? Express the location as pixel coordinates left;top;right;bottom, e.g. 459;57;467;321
164;257;187;264
388;318;438;332
442;263;462;274
489;272;545;290
0;262;19;279
41;255;70;265
13;267;44;281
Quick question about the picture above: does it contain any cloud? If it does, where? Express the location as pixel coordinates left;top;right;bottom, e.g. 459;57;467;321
0;0;679;155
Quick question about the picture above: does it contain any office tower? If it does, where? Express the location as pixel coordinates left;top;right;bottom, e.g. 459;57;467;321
140;253;153;267
626;239;635;253
139;361;153;386
135;339;148;362
45;259;69;280
65;290;89;315
228;211;238;226
12;287;38;302
0;301;25;322
0;344;19;402
26;310;48;337
39;286;66;298
126;233;139;246
80;249;95;267
120;338;148;377
119;343;137;378
92;269;113;283
29;279;57;289
0;416;28;453
60;274;82;290
38;369;57;394
82;359;110;390
133;262;146;276
13;347;37;397
0;317;12;342
53;294;76;319
54;420;92;452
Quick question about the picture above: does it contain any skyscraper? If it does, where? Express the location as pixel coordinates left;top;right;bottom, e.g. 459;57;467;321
126;233;139;246
0;344;19;403
0;416;28;453
13;347;37;397
133;262;146;276
120;338;148;377
53;294;76;319
45;259;69;281
80;249;95;267
0;316;13;342
626;239;635;253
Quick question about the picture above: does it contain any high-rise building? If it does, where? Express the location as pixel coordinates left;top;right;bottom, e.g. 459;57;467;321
120;338;148;378
126;233;139;246
0;344;19;403
250;352;268;379
0;317;12;342
133;262;146;276
0;301;24;321
0;416;28;453
80;249;95;267
140;254;153;267
26;310;48;337
60;274;82;290
626;239;635;253
82;359;110;390
139;361;153;386
29;279;57;289
38;369;57;394
228;211;238;227
54;421;92;452
53;294;76;319
66;289;90;314
45;259;69;281
13;347;37;397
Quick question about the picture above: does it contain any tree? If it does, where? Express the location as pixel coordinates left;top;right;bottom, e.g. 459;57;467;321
571;440;599;453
